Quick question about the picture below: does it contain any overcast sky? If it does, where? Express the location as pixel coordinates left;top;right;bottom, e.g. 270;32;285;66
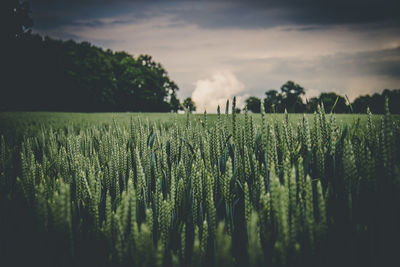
30;0;400;112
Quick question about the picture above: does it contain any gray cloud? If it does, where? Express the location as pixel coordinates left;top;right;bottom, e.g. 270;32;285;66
30;0;156;30
176;0;400;30
30;0;400;32
317;47;400;78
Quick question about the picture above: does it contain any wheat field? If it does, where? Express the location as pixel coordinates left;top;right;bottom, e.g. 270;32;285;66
0;99;399;267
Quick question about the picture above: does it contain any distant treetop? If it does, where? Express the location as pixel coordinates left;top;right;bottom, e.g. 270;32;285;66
246;81;399;114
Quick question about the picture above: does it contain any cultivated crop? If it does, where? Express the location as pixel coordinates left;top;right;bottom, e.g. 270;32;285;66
0;98;399;267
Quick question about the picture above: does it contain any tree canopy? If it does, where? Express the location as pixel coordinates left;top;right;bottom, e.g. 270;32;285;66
5;0;33;40
245;97;261;113
2;0;181;112
352;89;400;114
183;97;196;113
246;81;399;114
2;33;180;111
308;93;348;113
280;81;306;113
264;90;282;113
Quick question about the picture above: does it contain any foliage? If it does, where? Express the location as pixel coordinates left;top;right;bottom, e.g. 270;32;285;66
245;97;261;113
2;1;180;112
308;92;348;113
352;89;400;114
261;81;306;114
263;90;283;113
169;93;182;112
1;100;400;267
2;34;179;112
5;0;33;40
260;82;400;114
280;80;306;113
183;97;196;112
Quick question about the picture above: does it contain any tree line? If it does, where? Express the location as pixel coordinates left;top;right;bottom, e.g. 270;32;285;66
2;0;191;112
244;81;400;114
3;34;186;112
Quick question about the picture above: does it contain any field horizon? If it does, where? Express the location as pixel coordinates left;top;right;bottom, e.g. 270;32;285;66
1;107;399;266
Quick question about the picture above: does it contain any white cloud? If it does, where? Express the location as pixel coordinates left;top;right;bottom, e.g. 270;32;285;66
192;71;246;113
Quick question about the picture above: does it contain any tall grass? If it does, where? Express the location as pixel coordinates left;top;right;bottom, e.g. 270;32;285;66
0;99;399;267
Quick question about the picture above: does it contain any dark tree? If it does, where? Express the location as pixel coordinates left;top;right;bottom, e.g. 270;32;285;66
169;93;182;112
263;90;283;113
352;95;372;114
281;81;305;95
382;89;400;114
1;34;180;111
245;96;261;113
311;92;348;113
4;0;33;41
3;0;34;111
183;97;196;112
1;1;181;112
370;93;384;114
306;97;319;113
280;81;306;113
352;89;400;114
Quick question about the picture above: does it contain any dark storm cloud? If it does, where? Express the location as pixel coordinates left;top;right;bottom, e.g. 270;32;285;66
29;0;156;30
224;47;400;79
318;47;400;78
29;0;400;31
170;0;400;29
237;0;400;25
